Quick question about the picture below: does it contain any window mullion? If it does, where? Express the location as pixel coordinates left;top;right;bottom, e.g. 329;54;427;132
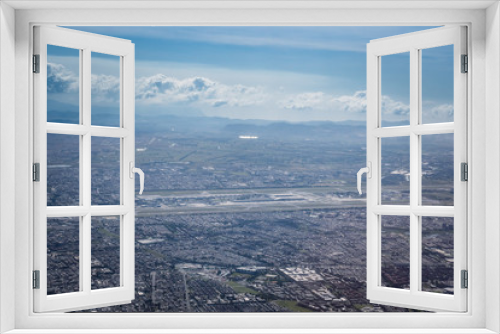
409;47;421;294
78;48;84;293
82;47;91;207
122;50;135;293
82;47;92;294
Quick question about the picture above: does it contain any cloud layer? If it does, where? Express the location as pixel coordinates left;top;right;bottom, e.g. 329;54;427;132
136;74;267;108
278;90;411;118
47;62;452;123
48;62;121;104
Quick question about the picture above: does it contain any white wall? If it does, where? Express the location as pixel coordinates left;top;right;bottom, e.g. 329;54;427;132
0;2;16;333
486;2;500;333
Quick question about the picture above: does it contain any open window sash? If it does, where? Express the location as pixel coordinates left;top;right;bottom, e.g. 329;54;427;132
33;26;136;312
366;26;467;312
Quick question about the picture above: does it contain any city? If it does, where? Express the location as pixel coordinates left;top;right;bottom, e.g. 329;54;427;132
46;118;455;313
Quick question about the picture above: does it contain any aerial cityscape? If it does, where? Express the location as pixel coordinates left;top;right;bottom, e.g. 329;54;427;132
46;117;454;312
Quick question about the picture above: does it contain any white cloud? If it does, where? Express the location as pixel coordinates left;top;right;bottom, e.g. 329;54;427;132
48;62;120;104
135;74;268;108
48;64;268;109
423;103;454;123
46;63;451;123
278;90;411;119
332;91;367;113
47;63;78;93
381;95;410;117
91;74;120;103
279;92;327;110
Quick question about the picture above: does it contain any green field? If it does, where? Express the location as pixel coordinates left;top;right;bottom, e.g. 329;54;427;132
226;281;259;295
274;300;312;312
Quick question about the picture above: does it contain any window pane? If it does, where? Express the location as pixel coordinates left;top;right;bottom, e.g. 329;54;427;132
421;134;454;206
381;137;410;205
47;217;80;295
381;52;410;127
91;137;121;205
47;45;80;124
92;52;120;127
47;134;80;206
92;216;121;290
421;45;454;124
381;215;410;289
421;217;454;294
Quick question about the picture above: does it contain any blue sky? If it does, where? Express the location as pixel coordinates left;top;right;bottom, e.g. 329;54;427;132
47;26;454;124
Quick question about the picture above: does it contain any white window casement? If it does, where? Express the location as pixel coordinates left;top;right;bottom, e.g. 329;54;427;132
1;1;500;334
365;26;468;312
33;26;137;312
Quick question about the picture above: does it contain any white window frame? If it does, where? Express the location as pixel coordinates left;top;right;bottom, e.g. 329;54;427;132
1;1;499;333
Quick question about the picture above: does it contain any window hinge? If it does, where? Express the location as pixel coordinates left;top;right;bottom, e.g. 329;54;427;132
33;54;40;73
461;54;468;73
33;55;40;73
33;163;40;182
461;162;468;181
33;270;40;289
461;270;468;289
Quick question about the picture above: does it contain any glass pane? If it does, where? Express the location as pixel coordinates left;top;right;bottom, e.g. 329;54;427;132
92;52;120;127
381;52;410;127
421;134;454;206
91;216;121;290
47;45;80;124
421;45;454;124
381;137;410;205
381;215;410;289
47;217;80;295
421;217;454;294
91;137;120;205
47;134;80;206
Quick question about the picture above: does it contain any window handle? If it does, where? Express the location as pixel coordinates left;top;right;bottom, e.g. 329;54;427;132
357;162;371;195
129;162;145;195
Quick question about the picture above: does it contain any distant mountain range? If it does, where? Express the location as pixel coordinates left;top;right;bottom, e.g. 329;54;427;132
135;112;369;144
47;99;410;145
